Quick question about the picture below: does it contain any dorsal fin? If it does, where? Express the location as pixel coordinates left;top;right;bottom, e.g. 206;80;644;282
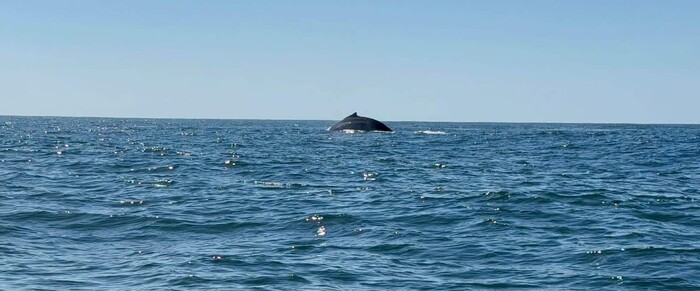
350;112;358;117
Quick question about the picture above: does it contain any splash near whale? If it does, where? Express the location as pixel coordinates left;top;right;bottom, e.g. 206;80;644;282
328;112;392;132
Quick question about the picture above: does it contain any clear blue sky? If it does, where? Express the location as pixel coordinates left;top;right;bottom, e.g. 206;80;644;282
1;0;698;123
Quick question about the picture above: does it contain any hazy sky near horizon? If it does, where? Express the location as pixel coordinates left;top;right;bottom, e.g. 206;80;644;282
1;0;698;123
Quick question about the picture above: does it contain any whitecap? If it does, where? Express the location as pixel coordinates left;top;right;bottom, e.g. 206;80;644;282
363;172;378;181
154;179;174;187
253;181;287;188
415;130;447;135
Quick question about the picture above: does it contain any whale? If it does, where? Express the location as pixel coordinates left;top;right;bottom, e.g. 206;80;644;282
328;112;392;132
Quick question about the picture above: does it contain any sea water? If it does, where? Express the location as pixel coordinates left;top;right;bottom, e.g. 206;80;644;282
1;116;698;289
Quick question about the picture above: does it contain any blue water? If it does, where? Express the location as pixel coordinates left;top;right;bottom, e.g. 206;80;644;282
1;116;699;290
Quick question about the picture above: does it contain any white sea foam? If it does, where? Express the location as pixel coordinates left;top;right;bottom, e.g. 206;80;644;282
415;130;447;135
363;172;378;181
253;181;287;188
317;226;326;236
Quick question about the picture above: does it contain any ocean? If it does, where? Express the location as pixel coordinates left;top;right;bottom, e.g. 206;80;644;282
1;116;698;290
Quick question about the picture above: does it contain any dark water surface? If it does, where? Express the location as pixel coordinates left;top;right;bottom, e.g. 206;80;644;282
1;116;699;290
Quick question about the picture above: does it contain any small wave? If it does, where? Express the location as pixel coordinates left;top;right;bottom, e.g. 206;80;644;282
288;274;311;284
367;243;414;254
143;146;170;155
362;172;378;181
316;225;326;236
119;200;145;206
154;179;175;187
415;130;447;135
305;214;324;222
150;218;265;234
480;190;512;201
254;181;286;188
252;181;305;188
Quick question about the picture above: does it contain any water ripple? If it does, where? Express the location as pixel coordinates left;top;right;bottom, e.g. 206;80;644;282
1;117;698;289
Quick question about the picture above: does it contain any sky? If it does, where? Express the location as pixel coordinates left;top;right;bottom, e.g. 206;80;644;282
1;0;698;123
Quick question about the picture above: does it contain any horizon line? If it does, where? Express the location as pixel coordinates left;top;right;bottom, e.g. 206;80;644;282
1;114;698;126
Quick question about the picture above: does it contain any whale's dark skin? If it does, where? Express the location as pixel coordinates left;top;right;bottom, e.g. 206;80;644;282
328;112;392;132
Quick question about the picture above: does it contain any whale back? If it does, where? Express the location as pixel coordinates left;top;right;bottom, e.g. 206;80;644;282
329;112;392;132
